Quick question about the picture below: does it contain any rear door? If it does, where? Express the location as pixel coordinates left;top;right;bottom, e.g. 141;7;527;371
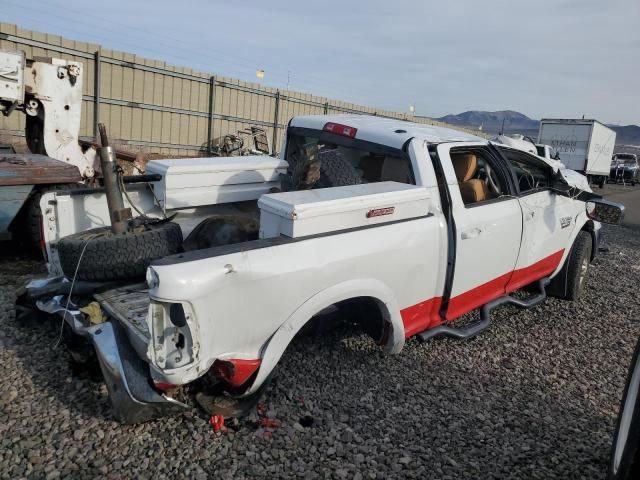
436;143;523;320
496;146;575;291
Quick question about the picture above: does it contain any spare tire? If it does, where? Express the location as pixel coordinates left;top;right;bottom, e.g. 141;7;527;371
315;150;361;188
56;222;183;282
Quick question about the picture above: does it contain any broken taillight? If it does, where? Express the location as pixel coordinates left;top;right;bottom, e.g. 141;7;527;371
323;122;357;138
212;359;262;387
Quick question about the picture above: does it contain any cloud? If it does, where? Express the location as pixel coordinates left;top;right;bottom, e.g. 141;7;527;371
4;0;639;123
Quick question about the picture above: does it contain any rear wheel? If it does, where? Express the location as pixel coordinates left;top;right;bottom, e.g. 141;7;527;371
547;231;592;300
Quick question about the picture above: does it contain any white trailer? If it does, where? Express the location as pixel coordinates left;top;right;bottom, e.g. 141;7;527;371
538;119;616;188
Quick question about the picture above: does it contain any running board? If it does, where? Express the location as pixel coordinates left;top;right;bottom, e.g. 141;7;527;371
417;277;551;343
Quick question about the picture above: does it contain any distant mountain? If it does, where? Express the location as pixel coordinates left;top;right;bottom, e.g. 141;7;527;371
435;110;539;133
612;125;640;145
432;110;640;146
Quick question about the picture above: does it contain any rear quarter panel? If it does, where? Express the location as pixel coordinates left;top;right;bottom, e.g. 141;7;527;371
149;212;447;383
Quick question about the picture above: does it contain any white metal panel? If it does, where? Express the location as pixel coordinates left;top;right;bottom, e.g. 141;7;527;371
538;121;593;172
515;191;576;272
586;122;616;176
0;50;24;102
26;59;98;178
258;182;430;238
145;155;287;209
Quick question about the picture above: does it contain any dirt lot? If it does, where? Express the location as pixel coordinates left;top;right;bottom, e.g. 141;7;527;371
1;220;639;479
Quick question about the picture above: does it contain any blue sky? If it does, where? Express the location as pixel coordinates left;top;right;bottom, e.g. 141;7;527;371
4;0;639;125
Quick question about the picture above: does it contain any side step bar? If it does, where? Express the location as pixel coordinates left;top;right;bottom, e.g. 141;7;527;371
417;277;551;343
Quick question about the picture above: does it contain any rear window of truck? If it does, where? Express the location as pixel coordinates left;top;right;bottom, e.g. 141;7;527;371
285;127;414;184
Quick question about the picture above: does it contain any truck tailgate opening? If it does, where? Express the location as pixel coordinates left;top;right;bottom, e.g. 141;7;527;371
258;181;430;239
94;284;150;359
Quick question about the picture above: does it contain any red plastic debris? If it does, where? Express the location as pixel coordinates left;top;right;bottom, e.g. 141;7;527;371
259;418;281;429
263;431;273;439
209;415;226;433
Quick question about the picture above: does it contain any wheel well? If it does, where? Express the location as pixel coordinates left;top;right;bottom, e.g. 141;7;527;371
335;296;391;345
580;220;597;261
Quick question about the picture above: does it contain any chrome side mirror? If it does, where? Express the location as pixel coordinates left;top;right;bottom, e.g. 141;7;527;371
586;198;625;225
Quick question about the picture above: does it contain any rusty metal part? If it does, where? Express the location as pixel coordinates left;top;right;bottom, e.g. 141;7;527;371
98;124;131;234
79;139;137;162
0;153;81;186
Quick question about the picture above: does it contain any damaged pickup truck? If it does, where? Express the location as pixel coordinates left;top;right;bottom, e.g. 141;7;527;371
16;115;624;423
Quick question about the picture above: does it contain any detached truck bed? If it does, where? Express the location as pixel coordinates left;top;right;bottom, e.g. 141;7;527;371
537;119;616;188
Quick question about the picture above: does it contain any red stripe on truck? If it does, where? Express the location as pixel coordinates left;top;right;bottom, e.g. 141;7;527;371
446;249;565;320
402;250;565;336
504;249;565;293
445;271;513;321
401;297;443;337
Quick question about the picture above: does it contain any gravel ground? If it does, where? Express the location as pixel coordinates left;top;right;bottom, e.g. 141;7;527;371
1;225;640;479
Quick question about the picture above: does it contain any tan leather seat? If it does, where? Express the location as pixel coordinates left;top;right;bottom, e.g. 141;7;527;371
451;153;489;204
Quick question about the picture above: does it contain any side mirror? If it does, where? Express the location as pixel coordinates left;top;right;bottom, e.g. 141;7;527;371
586;198;625;225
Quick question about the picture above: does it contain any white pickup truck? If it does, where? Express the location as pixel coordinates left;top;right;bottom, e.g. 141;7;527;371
16;115;624;423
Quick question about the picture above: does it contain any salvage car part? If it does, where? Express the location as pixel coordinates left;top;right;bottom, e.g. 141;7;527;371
0;51;98;178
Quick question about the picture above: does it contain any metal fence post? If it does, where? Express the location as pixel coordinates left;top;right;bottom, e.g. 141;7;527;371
207;75;216;155
93;49;101;143
272;91;280;155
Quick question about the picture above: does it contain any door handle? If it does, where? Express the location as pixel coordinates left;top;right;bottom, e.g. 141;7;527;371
461;227;482;239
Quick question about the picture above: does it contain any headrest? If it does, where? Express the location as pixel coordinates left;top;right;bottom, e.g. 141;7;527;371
452;153;477;182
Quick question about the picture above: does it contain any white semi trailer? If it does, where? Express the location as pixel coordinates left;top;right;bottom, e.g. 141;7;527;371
538;119;616;188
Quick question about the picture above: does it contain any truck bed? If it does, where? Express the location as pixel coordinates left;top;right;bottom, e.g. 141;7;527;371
94;284;151;359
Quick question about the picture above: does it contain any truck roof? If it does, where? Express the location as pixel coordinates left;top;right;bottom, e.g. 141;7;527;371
539;118;613;130
290;115;485;149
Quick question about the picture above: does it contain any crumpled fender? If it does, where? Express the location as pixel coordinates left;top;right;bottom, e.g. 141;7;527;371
244;278;404;396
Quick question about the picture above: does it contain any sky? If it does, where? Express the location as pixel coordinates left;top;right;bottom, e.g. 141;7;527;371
3;0;639;125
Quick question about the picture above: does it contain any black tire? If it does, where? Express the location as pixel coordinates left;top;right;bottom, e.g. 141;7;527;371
315;150;361;188
599;177;606;189
608;336;640;480
547;231;592;301
56;222;183;281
